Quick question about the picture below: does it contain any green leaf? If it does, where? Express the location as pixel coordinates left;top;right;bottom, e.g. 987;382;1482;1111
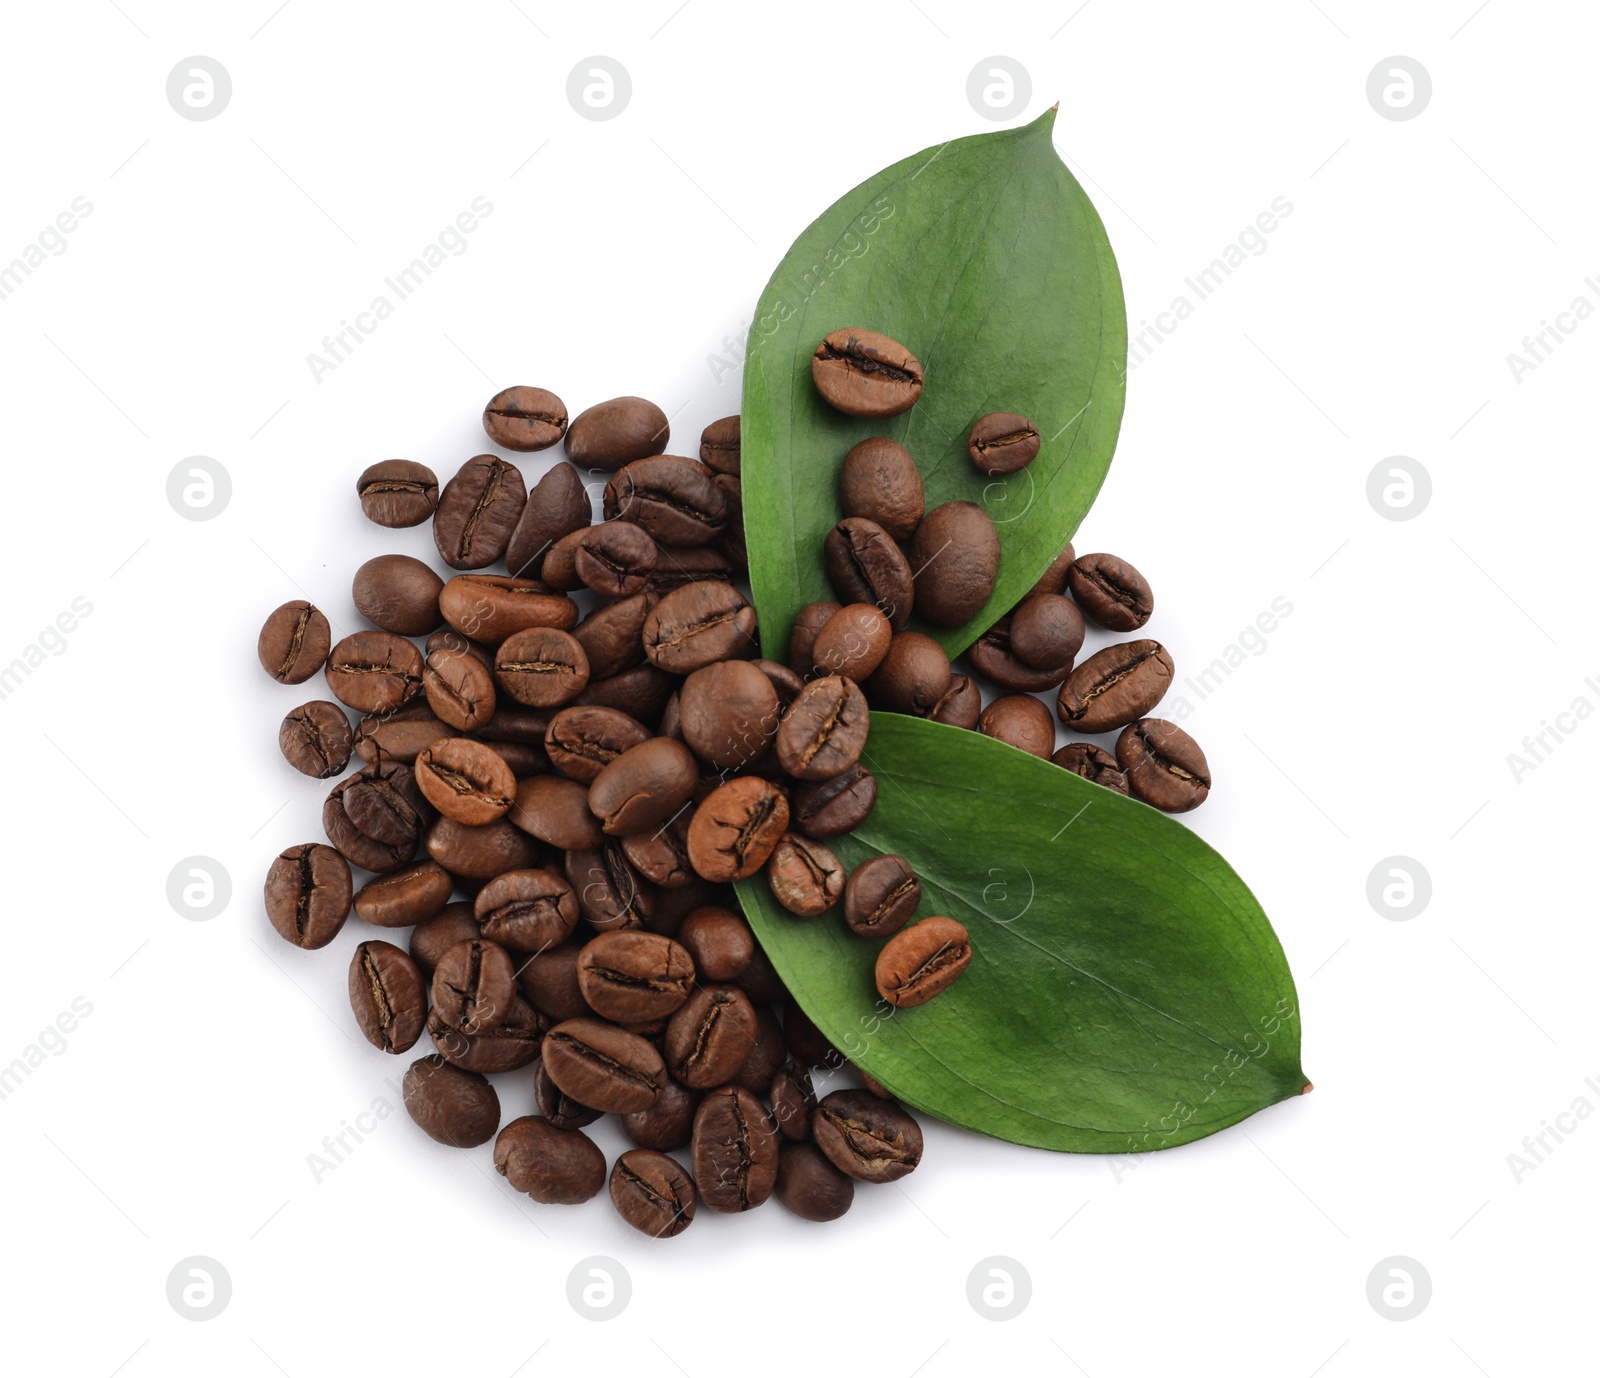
736;715;1307;1153
741;107;1127;659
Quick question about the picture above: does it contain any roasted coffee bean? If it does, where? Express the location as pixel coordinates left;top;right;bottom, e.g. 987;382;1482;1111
753;658;805;709
776;675;869;781
604;457;728;546
678;907;755;982
409;903;482;974
967;411;1040;475
427;997;545;1073
979;693;1056;758
352;554;444;636
324;763;431;873
858;1069;894;1098
812;1089;923;1182
766;833;845;916
508;774;606;851
1009;593;1085;671
875;917;972;1009
264;843;351;949
621;808;695;889
494;1116;606;1204
843;854;920;938
909;501;1000;627
776;1140;855;1222
542;1017;666;1113
570;594;650;681
433;454;526;570
790;764;877;839
566;844;656;930
545;706;653;784
713;471;745;571
823;518;913;630
477;704;553;745
415;738;517;825
565;395;670;471
403;1054;500;1147
354;702;457;767
1028;540;1078;598
348;941;427;1053
966;615;1069;691
483;740;545;777
927;673;982;729
516;937;588;1022
1068;552;1154;631
353;860;453;928
811;327;923;418
787;600;841;676
572;521;658;598
734;1004;787;1096
258;600;332;685
432;939;518;1034
784;1005;842;1069
678;660;778;770
699;414;741;474
647;543;734;594
426;815;543;879
867;631;952;717
692;1084;779;1212
812;603;892;681
1057;639;1174;732
589;737;699;836
687;776;789;881
474;867;579;952
495;627;590;708
483;385;567;451
357;460;439;528
279;700;352;778
1050;742;1129;794
426;628;495;670
1116;718;1210;812
611;1149;697;1237
622;1079;700;1151
437;574;577;646
506;462;591;581
419;647;494;732
576;931;695;1023
665;984;758;1088
644;581;758;674
838;436;924;541
325;631;424;714
534;1058;602;1130
770;1060;818;1141
538;528;587;592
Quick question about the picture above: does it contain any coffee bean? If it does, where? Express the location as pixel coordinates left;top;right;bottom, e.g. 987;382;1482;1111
354;702;457;767
474;867;579;953
978;693;1055;758
324;762;431;872
790;764;877;839
516;937;587;1022
432;939;518;1034
325;631;424;714
811;327;923;418
776;1140;855;1222
875;917;972;1009
353;860;453;928
843;854;920;938
545;706;652;784
534;1058;603;1130
565;396;670;471
427;997;546;1073
476;704;553;745
538;528;587;592
506;462;592;581
867;631;951;717
348;939;427;1053
788;600;842;676
770;1060;817;1141
604;457;728;546
1116;718;1210;812
812;603;892;681
784;1005;842;1069
927;673;981;729
433;455;527;570
967;411;1040;474
622;1079;700;1151
426;815;544;880
577;931;695;1023
589;737;699;836
258;600;332;685
699;415;741;474
573;520;658;598
1068;552;1154;631
812;1089;923;1182
279;700;352;778
677;906;755;982
691;1084;779;1211
766;833;845;916
678;660;779;770
494;1116;606;1204
823;518;913;630
495;627;590;708
611;1149;697;1237
483;740;545;778
566;843;657;930
687;776;790;881
666;984;758;1088
620;808;695;889
403;1054;501;1147
967;615;1069;692
1057;638;1174;732
571;594;650;682
508;774;606;851
357;460;439;528
776;675;870;781
542;1017;666;1113
1050;742;1128;794
734;1004;787;1096
483;385;567;451
264;843;351;949
1028;541;1077;598
352;554;444;636
647;543;735;594
839;436;924;541
409;903;482;974
1009;593;1085;671
753;658;805;709
644;581;758;674
415;738;517;825
437;574;578;646
909;500;1000;627
425;628;492;669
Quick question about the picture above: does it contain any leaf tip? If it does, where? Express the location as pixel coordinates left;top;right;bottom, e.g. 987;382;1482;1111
1300;1080;1315;1096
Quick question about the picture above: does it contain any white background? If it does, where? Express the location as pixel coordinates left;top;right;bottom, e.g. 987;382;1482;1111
0;1;1594;1374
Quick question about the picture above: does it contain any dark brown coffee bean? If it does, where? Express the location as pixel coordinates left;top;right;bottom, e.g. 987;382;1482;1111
534;1058;602;1130
264;843;351;949
324;763;431;873
604;457;728;546
353;702;457;767
784;1005;842;1069
867;631;951;716
349;941;427;1053
494;1116;606;1204
811;328;923;418
545;706;652;784
279;700;352;778
812;603;892;681
1009;593;1085;671
766;833;845;916
357;460;438;528
415;738;516;825
770;1060;817;1141
432;939;517;1034
776;1140;855;1222
576;931;695;1023
678;661;779;770
967;615;1069;691
589;738;699;836
699;415;741;474
812;1090;922;1183
1116;718;1210;812
353;860;452;928
508;775;606;851
790;764;877;839
611;1149;697;1237
843;854;920;938
622;1080;700;1151
838;436;924;541
1028;541;1078;598
736;942;789;1004
787;600;841;676
572;521;658;598
620;808;695;889
352;554;444;636
569;594;650;681
824;518;913;630
424;628;492;673
734;1004;787;1096
258;600;331;685
437;574;577;646
506;462;591;581
665;984;758;1088
978;693;1056;758
677;906;755;982
927;673;982;729
692;1084;779;1212
483;385;567;451
875;917;972;1008
542;1017;666;1113
753;659;805;709
325;631;424;714
644;581;758;674
566;844;657;931
427;997;545;1073
687;777;790;881
433;454;527;570
474;867;579;953
1050;742;1129;794
495;627;590;708
425;815;544;880
909;501;1000;627
967;411;1040;474
409;903;482;974
538;528;587;592
565;396;670;471
1058;639;1174;732
477;704;553;745
482;740;545;778
647;543;735;595
418;647;494;732
403;1054;500;1147
1068;552;1154;631
516;937;588;1022
776;675;869;781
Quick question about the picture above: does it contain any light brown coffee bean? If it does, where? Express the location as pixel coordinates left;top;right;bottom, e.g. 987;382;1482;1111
874;917;972;1008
